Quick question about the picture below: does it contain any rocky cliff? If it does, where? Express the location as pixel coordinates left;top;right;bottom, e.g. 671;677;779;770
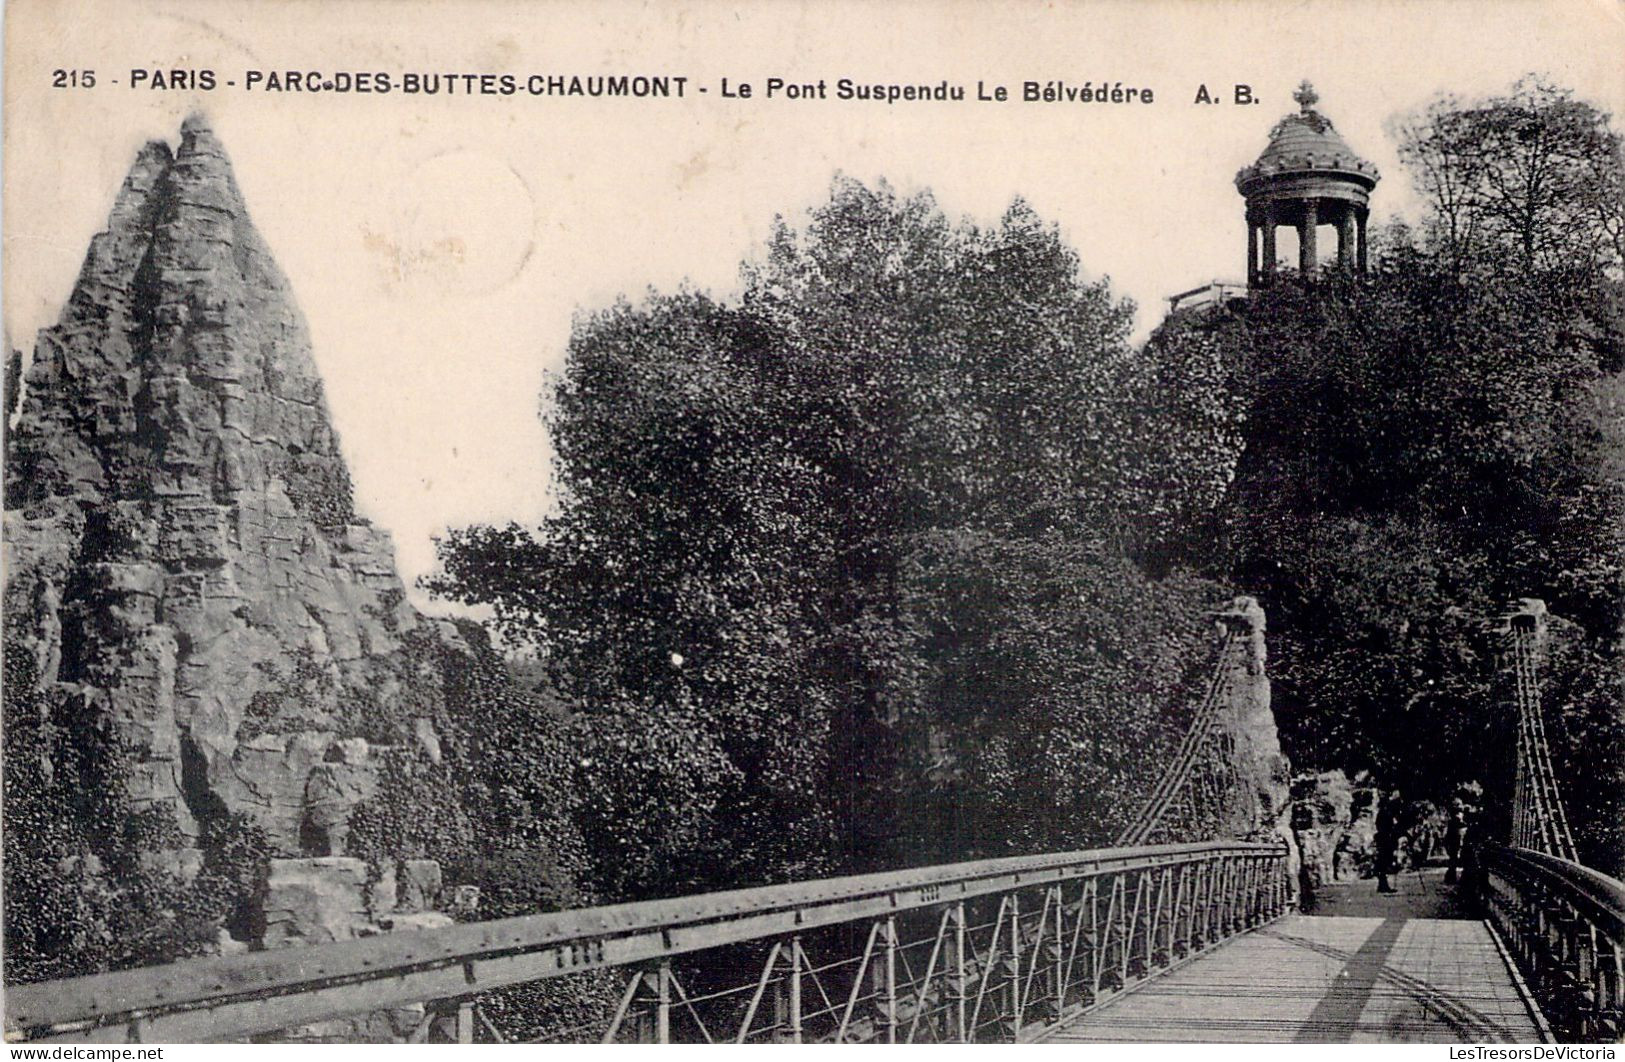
1214;597;1294;844
1291;769;1379;889
1202;596;1301;911
3;116;471;930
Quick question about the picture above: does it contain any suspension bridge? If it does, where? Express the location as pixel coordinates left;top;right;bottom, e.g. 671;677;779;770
4;599;1620;1044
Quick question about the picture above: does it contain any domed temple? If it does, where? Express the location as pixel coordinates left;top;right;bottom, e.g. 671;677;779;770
1236;81;1379;285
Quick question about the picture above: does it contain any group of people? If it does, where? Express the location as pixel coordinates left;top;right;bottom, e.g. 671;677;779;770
1373;784;1483;894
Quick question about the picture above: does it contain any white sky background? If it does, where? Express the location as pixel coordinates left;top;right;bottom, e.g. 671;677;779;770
5;0;1624;610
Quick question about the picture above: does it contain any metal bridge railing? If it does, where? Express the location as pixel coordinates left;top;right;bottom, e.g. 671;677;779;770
4;841;1289;1044
1484;845;1625;1043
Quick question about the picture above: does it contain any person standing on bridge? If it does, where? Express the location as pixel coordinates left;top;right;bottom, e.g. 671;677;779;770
1444;782;1483;886
1375;788;1403;894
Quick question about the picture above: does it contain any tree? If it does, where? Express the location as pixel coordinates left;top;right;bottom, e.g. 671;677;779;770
1148;76;1625;867
1392;95;1490;276
1394;76;1624;277
885;530;1227;859
430;179;1237;895
1158;258;1625;871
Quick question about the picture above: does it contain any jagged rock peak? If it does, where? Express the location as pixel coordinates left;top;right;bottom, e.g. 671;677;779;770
4;114;442;860
110;139;173;216
13;112;342;516
179;110;214;137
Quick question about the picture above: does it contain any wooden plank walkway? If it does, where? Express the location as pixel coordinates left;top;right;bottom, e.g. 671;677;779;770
1049;870;1545;1043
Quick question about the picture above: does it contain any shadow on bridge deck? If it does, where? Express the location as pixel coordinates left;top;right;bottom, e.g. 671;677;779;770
1047;870;1545;1044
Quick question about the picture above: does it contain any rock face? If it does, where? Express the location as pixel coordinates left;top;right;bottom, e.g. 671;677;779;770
1292;769;1379;887
1197;597;1300;897
263;858;374;948
3;115;446;869
1214;597;1293;842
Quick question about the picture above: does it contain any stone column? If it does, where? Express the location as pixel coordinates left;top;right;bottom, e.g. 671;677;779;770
1338;209;1355;270
1356;209;1369;274
1299;199;1318;275
1261;203;1277;284
1247;218;1259;287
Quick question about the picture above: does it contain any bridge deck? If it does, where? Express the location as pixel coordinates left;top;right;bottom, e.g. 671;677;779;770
1050;871;1544;1043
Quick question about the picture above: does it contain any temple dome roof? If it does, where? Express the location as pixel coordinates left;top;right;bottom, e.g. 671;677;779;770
1235;82;1379;196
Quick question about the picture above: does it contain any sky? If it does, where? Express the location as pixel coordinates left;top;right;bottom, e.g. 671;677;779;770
5;0;1624;609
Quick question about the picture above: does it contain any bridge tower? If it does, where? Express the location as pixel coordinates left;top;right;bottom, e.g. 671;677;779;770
1117;596;1290;848
1501;598;1580;861
1236;81;1380;287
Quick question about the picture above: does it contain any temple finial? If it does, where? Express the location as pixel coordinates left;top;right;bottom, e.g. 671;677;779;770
1294;80;1319;112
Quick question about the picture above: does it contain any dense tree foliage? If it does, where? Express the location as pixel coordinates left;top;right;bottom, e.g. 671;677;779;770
1147;78;1624;871
2;643;272;983
342;621;616;1039
437;77;1623;889
1174;267;1620;796
430;182;1236;899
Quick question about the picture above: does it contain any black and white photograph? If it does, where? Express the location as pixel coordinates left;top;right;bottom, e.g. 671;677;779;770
2;0;1622;1048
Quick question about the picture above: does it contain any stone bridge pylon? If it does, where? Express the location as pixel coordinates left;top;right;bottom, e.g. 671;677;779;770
1117;597;1294;860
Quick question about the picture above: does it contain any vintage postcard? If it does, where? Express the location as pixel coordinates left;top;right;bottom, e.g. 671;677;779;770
4;0;1623;1048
